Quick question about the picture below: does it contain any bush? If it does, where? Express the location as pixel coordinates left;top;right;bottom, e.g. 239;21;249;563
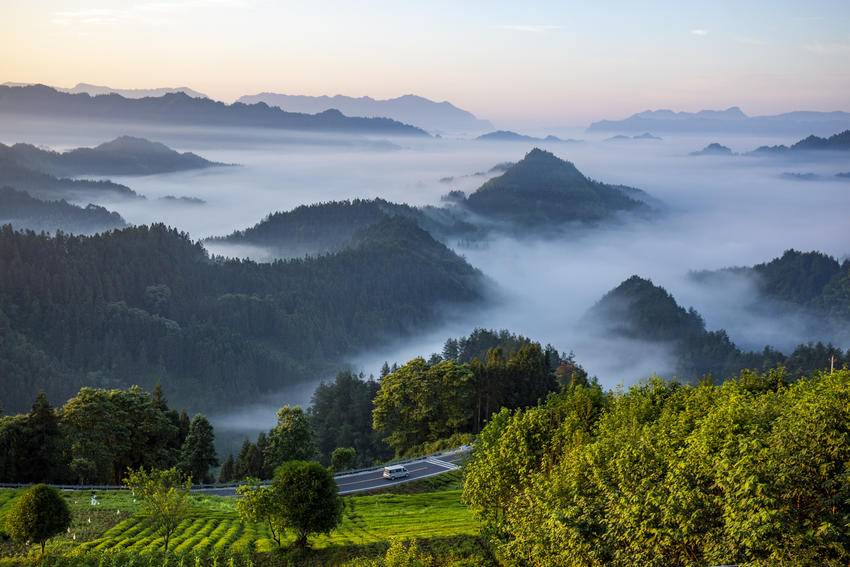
4;484;71;557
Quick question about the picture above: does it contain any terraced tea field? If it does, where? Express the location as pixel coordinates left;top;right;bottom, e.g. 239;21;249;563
0;487;484;565
74;489;474;554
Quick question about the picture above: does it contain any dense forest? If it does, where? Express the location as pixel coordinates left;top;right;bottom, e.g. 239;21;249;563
0;384;222;485
208;198;476;259
217;329;574;476
0;187;126;234
0;218;484;413
464;368;850;565
693;249;850;321
585;274;848;380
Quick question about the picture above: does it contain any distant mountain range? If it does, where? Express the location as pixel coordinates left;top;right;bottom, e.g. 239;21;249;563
0;148;138;202
690;143;734;156
0;136;224;203
0;85;428;136
4;136;224;177
588;107;850;136
604;132;662;142
476;130;581;143
0;186;126;234
749;130;850;156
689;130;850;157
454;148;652;227
438;161;514;184
2;82;207;99
237;92;491;133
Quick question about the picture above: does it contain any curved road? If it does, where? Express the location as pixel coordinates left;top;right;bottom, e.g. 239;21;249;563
197;446;472;497
0;447;472;497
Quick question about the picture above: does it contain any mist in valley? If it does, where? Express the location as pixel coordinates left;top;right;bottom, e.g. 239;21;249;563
3;117;849;437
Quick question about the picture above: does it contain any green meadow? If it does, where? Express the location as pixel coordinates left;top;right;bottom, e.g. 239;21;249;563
0;482;492;566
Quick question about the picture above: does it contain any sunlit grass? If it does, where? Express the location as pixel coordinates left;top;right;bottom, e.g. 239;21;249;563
0;485;478;561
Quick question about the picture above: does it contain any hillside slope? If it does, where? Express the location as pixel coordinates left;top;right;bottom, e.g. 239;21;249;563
0;221;484;413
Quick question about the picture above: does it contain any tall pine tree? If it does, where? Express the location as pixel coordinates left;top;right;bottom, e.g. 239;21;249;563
178;414;218;484
25;393;63;483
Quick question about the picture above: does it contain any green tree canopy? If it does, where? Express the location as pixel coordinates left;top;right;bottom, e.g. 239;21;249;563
330;447;357;472
372;357;475;454
24;392;63;483
265;406;316;471
178;414;218;484
309;371;389;467
273;460;342;547
463;369;850;566
235;478;287;546
218;454;235;483
4;484;71;557
124;467;192;552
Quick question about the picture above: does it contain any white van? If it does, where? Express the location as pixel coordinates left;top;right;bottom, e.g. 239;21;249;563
382;465;409;480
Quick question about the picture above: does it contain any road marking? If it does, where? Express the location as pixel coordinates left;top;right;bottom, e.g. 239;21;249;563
338;469;456;495
425;457;459;470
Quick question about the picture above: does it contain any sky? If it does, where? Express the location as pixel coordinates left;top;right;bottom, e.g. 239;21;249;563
2;0;849;127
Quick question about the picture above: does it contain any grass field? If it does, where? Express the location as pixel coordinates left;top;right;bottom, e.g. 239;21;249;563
0;483;491;566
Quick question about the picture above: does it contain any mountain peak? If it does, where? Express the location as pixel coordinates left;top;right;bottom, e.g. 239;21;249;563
523;147;558;161
510;147;584;178
463;148;647;226
94;136;173;154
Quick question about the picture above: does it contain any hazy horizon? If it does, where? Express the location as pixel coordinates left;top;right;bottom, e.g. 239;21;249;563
3;1;850;129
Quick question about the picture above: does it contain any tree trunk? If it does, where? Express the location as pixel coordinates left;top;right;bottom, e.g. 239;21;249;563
297;531;309;548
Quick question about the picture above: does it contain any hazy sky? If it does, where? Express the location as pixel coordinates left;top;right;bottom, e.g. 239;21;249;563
2;0;849;126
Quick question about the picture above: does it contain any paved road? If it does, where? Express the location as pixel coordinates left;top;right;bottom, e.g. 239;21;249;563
196;446;472;497
0;447;472;497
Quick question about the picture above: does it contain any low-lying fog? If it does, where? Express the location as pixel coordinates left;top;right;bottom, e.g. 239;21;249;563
3;116;849;433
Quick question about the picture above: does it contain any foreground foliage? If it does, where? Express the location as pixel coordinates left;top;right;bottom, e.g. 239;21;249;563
0;385;201;485
123;468;192;552
373;333;564;455
4;485;71;557
463;368;850;566
273;461;342;548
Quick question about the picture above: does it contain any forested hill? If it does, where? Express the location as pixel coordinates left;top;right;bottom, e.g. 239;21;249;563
584;275;848;380
0;221;484;414
692;249;850;320
0;148;138;201
0;85;429;136
459;148;650;226
0;186;126;234
208;198;476;258
1;136;223;177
